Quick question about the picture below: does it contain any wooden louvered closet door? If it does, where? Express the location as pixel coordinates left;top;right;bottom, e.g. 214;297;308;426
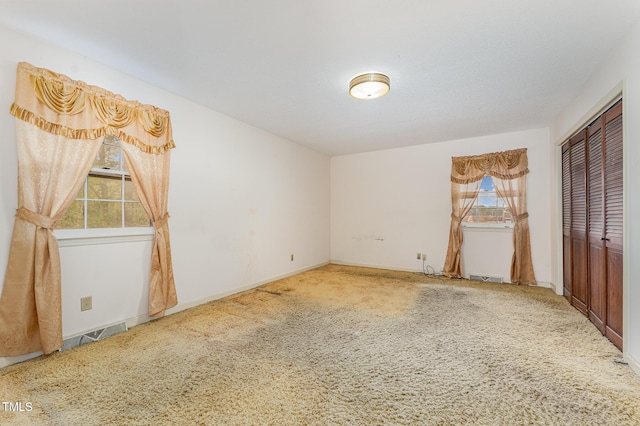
561;99;623;350
587;118;605;333
603;102;623;349
569;130;588;315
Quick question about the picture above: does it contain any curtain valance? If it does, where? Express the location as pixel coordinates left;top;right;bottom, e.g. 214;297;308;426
451;148;529;184
10;62;175;154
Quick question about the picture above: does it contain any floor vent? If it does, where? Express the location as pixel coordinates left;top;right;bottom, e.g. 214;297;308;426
61;322;127;351
469;274;503;283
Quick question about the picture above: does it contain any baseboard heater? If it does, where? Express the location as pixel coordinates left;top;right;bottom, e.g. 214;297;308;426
469;274;503;283
61;322;127;351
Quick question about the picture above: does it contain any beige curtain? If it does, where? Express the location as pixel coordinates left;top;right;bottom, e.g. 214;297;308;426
121;143;176;316
442;148;536;285
442;172;482;279
0;62;177;356
443;157;484;278
491;151;536;284
0;122;101;356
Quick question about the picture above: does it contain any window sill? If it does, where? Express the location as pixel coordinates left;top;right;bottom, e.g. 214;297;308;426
55;227;154;247
462;223;514;232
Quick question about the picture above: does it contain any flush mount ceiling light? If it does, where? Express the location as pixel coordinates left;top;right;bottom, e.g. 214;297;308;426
349;72;390;100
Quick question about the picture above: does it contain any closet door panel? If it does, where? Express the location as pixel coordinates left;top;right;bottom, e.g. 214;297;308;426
604;104;623;251
606;248;623;349
570;131;588;314
587;121;605;332
603;102;623;349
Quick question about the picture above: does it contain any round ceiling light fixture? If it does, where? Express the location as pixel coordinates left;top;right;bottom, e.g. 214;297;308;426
349;72;390;100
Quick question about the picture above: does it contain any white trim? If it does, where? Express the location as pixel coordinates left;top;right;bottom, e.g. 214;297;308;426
160;261;330;319
55;227;154;247
534;281;553;289
622;83;630;359
330;259;430;274
626;353;640;377
0;352;43;369
89;167;128;177
554;142;564;295
554;82;623;146
332;260;554;290
461;223;514;232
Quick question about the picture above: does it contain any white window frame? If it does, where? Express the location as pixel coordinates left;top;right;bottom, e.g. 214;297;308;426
461;176;514;231
55;137;154;247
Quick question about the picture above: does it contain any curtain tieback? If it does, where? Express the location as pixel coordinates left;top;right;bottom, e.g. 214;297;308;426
153;213;170;230
16;207;56;229
450;213;461;222
514;212;529;222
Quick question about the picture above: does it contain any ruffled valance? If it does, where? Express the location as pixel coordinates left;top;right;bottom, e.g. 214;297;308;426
451;148;529;184
10;62;175;154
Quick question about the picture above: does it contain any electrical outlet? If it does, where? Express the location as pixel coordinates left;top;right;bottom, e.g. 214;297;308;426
290;254;294;261
80;296;92;312
416;252;421;260
422;253;426;261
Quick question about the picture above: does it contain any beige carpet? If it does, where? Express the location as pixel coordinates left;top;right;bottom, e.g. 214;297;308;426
1;264;639;425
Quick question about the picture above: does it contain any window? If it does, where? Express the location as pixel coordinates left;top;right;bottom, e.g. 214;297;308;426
57;136;151;233
462;176;513;228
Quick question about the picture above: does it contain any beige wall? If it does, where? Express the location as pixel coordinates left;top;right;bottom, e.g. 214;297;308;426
330;128;552;285
0;24;331;366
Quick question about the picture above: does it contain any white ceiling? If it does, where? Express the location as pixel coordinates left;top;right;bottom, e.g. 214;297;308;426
1;1;639;156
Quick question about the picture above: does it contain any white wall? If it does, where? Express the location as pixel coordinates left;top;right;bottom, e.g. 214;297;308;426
0;25;330;364
331;128;552;285
550;19;640;375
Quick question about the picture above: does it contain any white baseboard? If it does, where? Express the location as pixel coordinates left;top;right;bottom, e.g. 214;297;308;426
626;353;640;377
330;261;557;290
0;261;329;369
0;352;43;369
535;281;553;289
330;259;425;274
129;261;330;328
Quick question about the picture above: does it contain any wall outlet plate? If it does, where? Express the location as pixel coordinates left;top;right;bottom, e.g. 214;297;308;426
80;296;92;311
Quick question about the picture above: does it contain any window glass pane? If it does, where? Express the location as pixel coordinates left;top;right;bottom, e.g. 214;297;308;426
124;202;151;227
475;206;493;223
88;175;122;200
503;210;513;223
93;141;122;171
469;207;478;222
57;200;84;229
463;176;513;225
87;201;122;228
124;178;140;201
479;176;494;191
73;183;84;199
62;137;152;232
